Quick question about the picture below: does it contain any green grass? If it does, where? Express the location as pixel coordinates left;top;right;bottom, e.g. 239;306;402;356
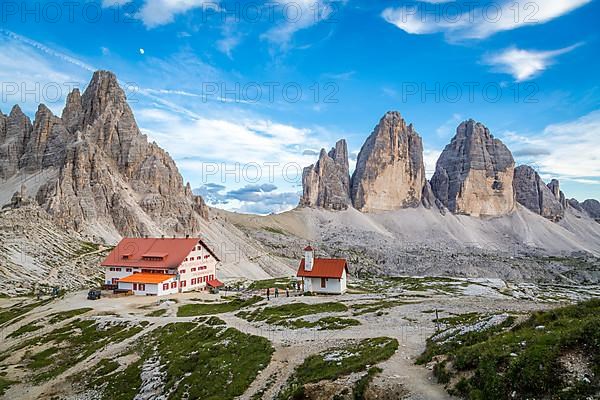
20;319;143;383
353;367;382;400
285;316;361;330
7;323;42;338
74;241;101;256
177;296;262;316
205;316;226;325
0;299;52;326
0;376;16;396
100;358;143;400
236;302;355;330
435;312;482;326
416;315;516;365
248;277;297;290
145;309;167;317
96;323;273;400
278;337;398;399
348;276;466;295
424;299;600;400
47;308;93;324
351;299;412;316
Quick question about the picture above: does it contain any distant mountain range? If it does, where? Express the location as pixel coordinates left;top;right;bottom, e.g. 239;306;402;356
1;71;599;293
299;111;600;223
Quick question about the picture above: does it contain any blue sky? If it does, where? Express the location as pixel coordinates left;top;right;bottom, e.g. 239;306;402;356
1;0;599;214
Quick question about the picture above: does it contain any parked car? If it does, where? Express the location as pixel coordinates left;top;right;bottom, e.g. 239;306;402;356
87;289;101;300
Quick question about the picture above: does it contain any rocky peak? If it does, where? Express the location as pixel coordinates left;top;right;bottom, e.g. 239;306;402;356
0;70;209;241
431;120;515;217
0;109;6;142
547;179;567;208
0;105;33;179
581;199;600;221
62;88;84;134
350;111;425;212
81;70;127;125
513;165;564;221
300;139;351;210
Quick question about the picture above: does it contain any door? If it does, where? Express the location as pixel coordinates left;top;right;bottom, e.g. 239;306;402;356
320;278;326;288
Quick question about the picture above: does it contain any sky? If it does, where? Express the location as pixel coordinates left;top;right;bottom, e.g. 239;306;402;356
0;0;599;214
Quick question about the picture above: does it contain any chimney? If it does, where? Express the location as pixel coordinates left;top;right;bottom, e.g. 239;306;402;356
304;245;314;271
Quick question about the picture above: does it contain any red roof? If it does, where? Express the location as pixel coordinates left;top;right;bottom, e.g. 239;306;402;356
304;245;313;251
101;238;220;268
206;279;224;288
297;258;348;279
119;273;175;284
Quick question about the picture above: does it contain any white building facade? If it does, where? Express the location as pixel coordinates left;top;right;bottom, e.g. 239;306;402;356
101;238;221;296
297;246;348;295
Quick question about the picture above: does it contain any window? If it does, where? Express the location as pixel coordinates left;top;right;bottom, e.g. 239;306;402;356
191;267;196;272
181;280;186;288
191;278;196;285
133;283;138;290
171;282;177;289
320;278;326;288
204;255;209;259
180;269;186;274
163;283;169;291
184;258;188;262
139;284;145;291
209;274;214;281
126;268;132;272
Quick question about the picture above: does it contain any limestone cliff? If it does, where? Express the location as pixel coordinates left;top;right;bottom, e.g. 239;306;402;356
513;165;564;221
300;139;351;210
0;70;208;242
431;119;515;217
350;111;425;212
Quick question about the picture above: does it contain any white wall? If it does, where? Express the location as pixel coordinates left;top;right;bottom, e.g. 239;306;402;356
118;278;178;296
303;270;347;294
178;243;219;293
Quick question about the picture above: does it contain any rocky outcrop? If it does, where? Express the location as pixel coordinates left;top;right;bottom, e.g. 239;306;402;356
0;105;33;179
300;139;351;210
0;70;209;241
513;165;564;221
350;111;425;212
431;119;515;217
547;179;567;208
582;199;600;220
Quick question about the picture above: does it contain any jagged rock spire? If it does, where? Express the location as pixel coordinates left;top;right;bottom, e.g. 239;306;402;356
350;111;426;212
431;119;515;217
300;139;351;210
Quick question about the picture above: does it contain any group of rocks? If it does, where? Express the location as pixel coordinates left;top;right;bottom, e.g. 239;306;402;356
0;71;208;240
300;111;600;222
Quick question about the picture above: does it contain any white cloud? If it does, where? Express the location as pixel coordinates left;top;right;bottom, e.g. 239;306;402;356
503;110;600;185
483;44;582;81
423;148;442;178
134;0;216;28
0;31;89;115
435;113;462;137
261;0;343;49
102;0;131;6
382;0;591;40
139;48;145;55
